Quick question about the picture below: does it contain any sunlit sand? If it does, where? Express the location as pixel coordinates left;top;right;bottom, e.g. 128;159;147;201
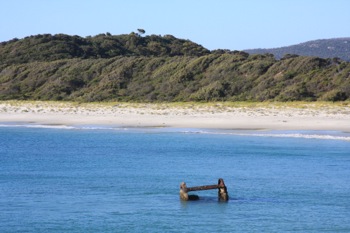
1;101;350;131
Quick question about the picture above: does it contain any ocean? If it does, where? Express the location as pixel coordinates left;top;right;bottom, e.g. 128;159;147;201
1;124;350;232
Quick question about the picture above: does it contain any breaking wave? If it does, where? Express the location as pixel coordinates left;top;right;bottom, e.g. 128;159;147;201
234;132;350;142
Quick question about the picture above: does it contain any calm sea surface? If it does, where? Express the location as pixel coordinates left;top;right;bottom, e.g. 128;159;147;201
1;125;350;232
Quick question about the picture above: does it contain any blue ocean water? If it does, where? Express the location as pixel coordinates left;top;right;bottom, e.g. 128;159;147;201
1;125;350;232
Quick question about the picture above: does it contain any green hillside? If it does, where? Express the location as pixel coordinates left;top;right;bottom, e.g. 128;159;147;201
244;38;350;61
1;33;350;102
0;33;209;65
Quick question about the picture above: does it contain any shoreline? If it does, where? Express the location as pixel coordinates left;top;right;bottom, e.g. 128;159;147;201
1;101;350;131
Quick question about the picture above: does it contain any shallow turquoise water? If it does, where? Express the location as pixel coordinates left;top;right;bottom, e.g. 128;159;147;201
1;126;350;232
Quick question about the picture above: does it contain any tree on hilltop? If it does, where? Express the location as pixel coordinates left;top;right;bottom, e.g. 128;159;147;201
137;29;146;35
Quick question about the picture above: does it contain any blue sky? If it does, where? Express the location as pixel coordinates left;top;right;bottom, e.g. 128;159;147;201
1;0;349;50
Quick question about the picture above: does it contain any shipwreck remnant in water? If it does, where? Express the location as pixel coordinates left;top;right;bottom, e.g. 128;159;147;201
179;178;229;201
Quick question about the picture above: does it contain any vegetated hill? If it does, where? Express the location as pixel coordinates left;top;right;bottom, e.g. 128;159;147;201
244;38;350;61
1;33;350;102
0;32;210;65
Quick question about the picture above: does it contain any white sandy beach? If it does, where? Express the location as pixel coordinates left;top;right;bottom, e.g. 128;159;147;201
0;101;350;131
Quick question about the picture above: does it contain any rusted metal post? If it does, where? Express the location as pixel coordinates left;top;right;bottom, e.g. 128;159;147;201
180;182;199;201
218;178;229;201
179;182;189;201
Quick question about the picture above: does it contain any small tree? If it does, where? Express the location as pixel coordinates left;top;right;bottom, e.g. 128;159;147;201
137;28;145;35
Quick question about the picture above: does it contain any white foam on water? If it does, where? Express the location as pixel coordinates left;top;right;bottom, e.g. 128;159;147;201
176;128;350;142
235;133;350;142
0;123;130;131
0;123;75;130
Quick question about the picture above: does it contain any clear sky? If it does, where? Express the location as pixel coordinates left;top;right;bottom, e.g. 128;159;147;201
1;0;349;50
